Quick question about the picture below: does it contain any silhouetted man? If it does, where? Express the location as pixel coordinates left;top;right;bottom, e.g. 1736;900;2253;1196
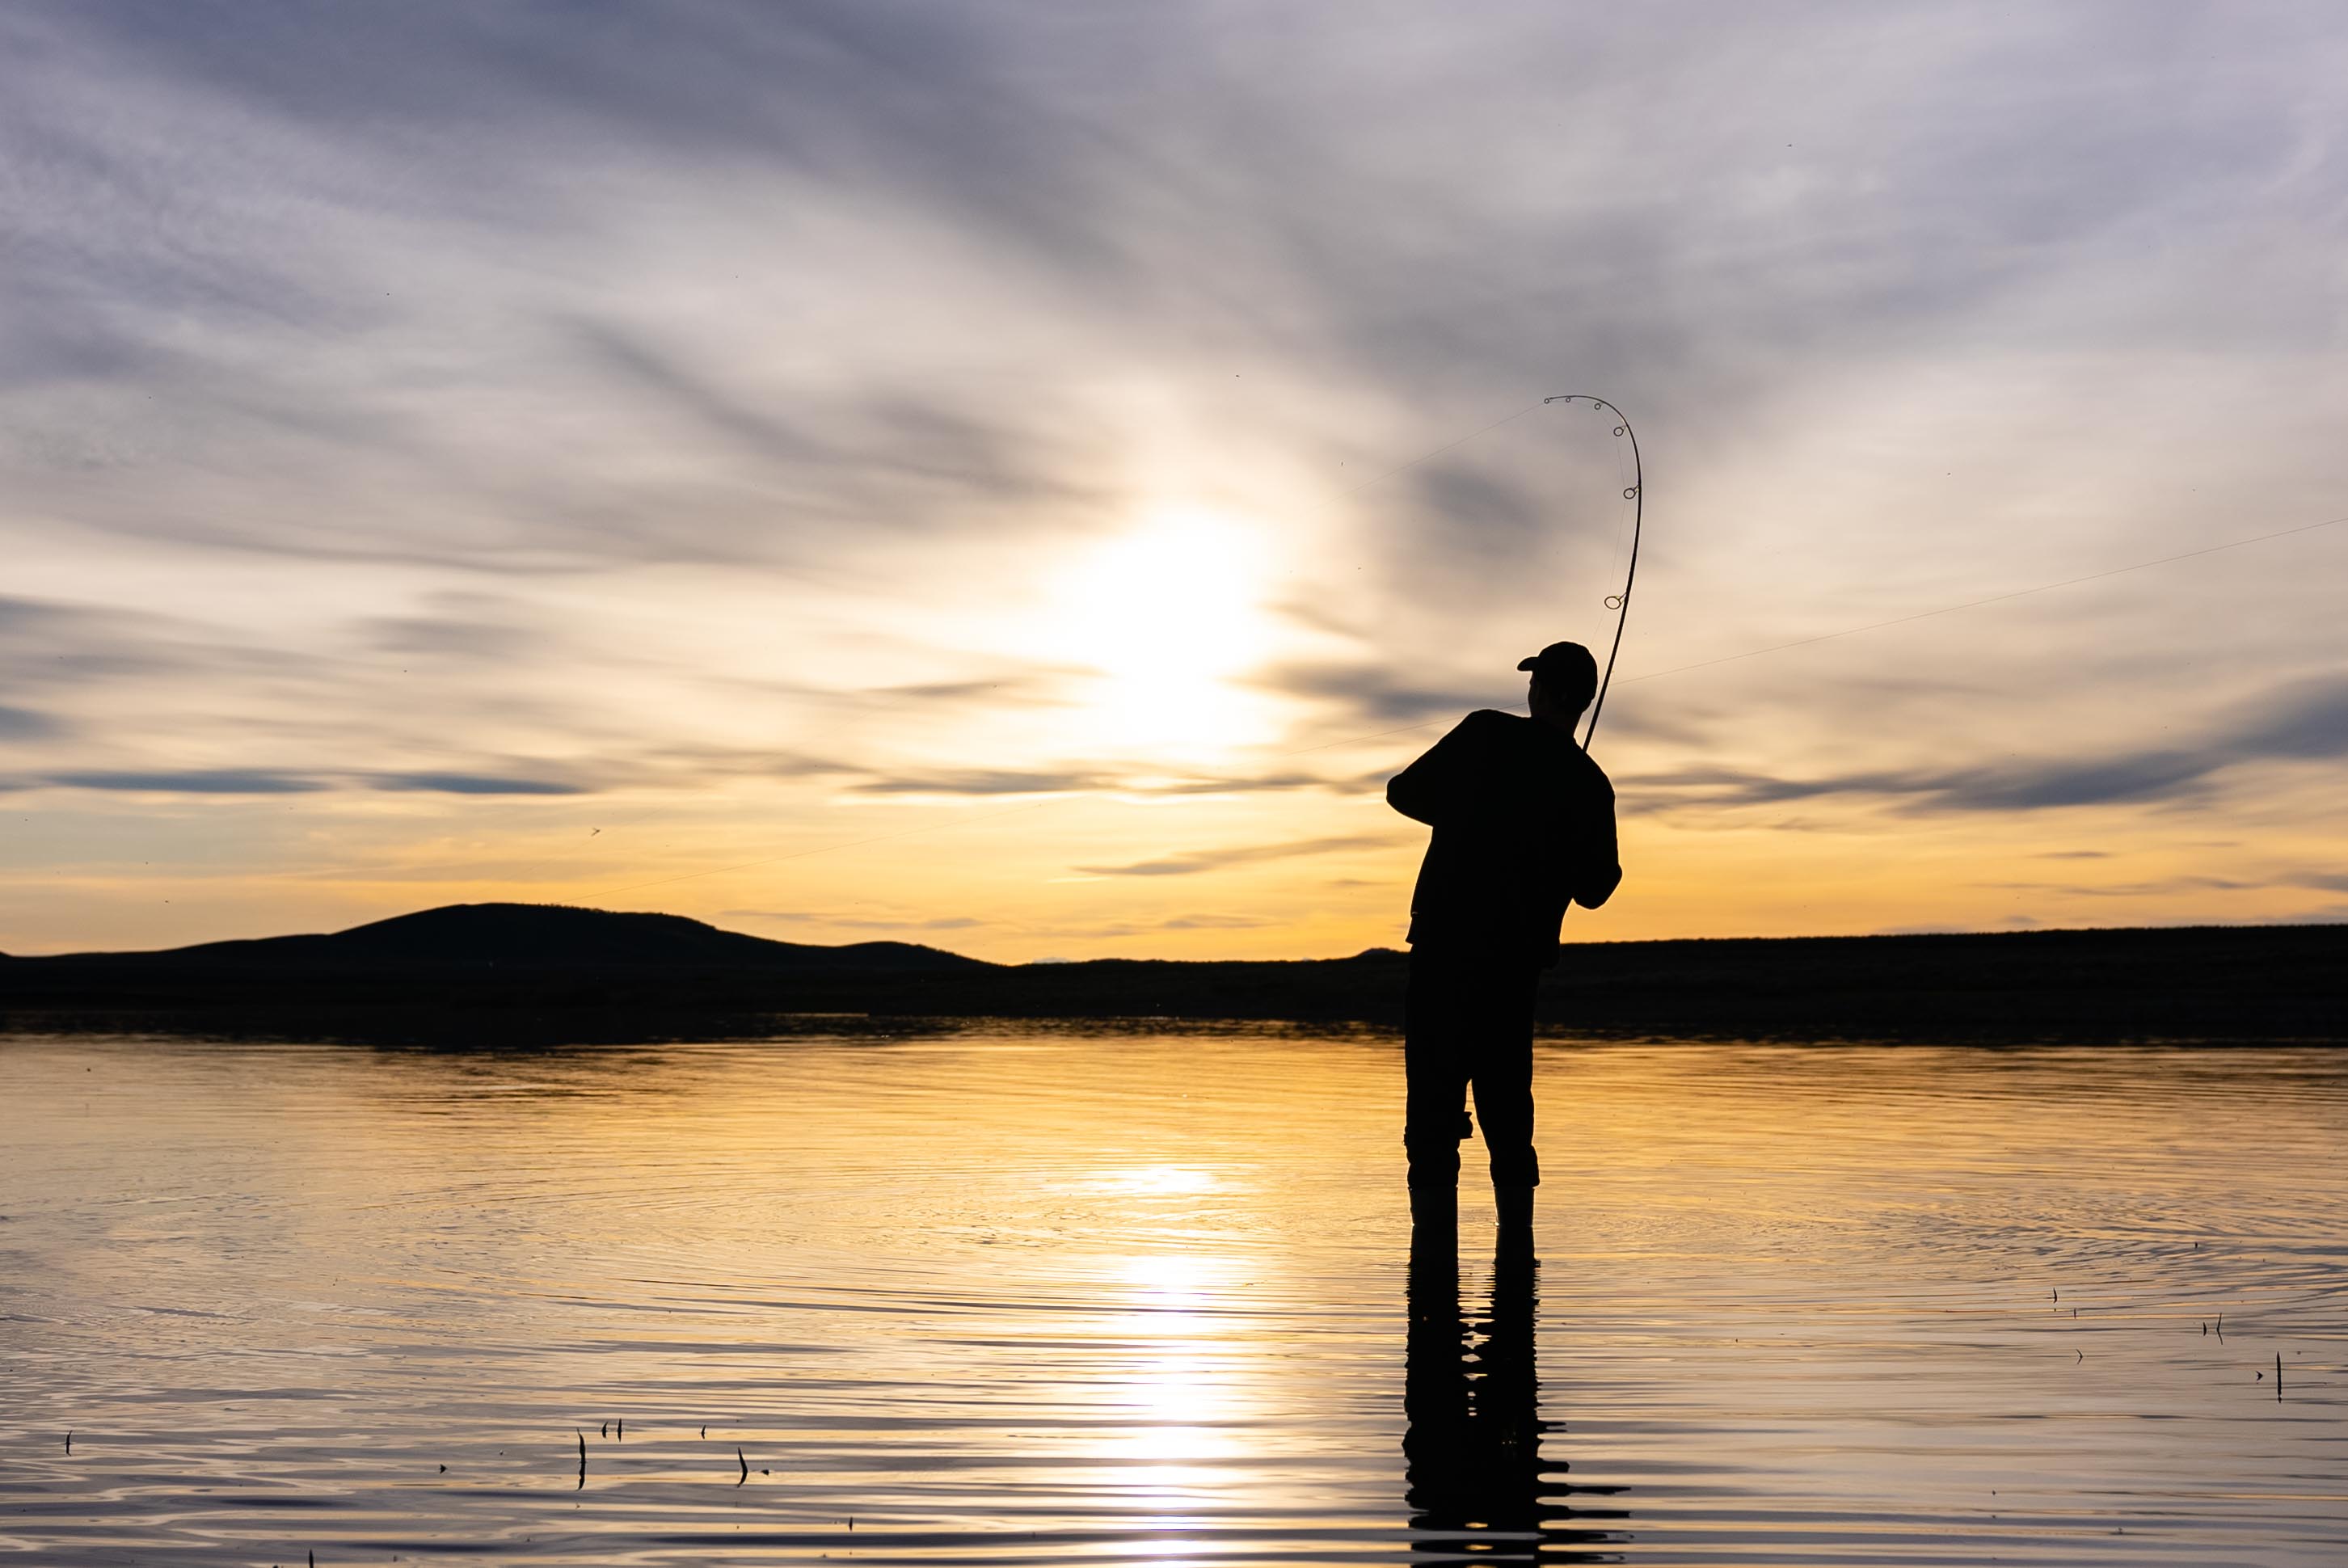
1386;642;1621;1223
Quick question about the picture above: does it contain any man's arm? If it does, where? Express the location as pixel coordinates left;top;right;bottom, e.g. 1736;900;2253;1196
1385;714;1487;826
1573;779;1622;909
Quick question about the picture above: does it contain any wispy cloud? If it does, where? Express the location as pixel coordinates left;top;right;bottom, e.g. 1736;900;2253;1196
854;769;1110;798
0;704;63;740
1077;833;1400;878
1975;876;2261;898
722;909;984;932
34;769;327;795
361;595;545;664
866;671;1088;706
852;763;1347;798
1248;661;1504;727
367;772;588;797
6;767;592;797
1624;675;2348;817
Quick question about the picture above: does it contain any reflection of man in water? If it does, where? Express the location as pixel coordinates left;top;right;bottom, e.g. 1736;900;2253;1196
1386;642;1621;1220
1405;1202;1625;1560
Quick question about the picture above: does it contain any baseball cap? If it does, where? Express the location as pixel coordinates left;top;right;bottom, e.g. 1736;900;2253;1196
1516;641;1598;706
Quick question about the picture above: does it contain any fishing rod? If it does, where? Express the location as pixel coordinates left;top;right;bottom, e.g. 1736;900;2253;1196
1543;394;1641;752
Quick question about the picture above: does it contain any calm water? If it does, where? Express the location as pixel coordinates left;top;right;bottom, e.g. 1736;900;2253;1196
2;1031;2344;1566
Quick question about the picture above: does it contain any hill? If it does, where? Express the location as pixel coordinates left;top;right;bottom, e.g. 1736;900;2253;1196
2;903;2342;1044
68;901;990;973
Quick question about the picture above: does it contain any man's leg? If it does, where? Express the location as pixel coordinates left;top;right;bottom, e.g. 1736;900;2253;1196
1403;949;1473;1191
1467;963;1544;1200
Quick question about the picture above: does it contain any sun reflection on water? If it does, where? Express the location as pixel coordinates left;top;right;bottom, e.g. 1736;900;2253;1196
1094;1164;1224;1199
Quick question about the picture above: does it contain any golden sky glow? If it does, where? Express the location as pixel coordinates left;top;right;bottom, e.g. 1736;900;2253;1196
3;5;2346;957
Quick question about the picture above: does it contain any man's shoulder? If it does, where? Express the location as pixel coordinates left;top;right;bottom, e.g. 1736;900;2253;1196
1435;708;1520;747
1451;711;1612;795
1566;742;1614;794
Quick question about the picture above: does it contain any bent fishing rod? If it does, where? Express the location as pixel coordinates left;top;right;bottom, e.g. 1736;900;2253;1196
1544;394;1642;752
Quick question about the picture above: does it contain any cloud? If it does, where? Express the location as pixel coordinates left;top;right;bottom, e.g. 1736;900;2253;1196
1249;660;1502;727
1617;756;2176;816
1936;675;2348;811
0;704;63;740
1936;751;2219;812
38;769;326;795
639;744;860;782
854;768;1108;797
851;762;1347;798
1392;462;1552;583
361;595;542;662
1975;876;2259;898
0;595;178;693
0;1;1149;574
571;320;830;466
578;325;1107;538
721;908;983;932
1619;765;1924;811
862;668;1090;706
1145;769;1342;796
1625;674;2348;816
1077;832;1399;878
2236;675;2348;761
8;766;588;797
1163;913;1275;929
367;771;588;796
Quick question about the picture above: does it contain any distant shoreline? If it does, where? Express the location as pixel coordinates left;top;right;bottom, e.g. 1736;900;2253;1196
3;903;2342;1046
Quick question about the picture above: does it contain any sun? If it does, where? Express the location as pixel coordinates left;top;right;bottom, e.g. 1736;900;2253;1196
1043;506;1282;761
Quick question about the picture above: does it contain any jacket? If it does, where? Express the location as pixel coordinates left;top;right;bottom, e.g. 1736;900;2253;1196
1386;709;1621;966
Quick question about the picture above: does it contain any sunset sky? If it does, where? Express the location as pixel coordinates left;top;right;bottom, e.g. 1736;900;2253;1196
4;2;2345;959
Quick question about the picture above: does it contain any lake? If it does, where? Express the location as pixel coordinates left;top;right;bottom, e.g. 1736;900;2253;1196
2;1031;2343;1565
